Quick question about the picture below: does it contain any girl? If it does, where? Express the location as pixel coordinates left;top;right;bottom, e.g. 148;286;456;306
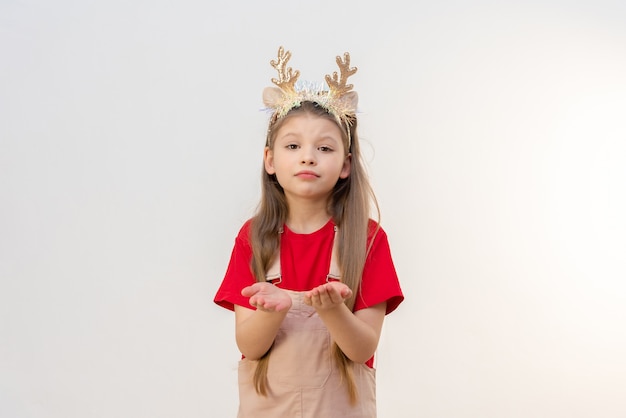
214;47;404;418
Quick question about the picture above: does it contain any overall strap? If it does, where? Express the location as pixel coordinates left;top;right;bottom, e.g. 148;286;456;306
326;226;341;282
265;227;283;285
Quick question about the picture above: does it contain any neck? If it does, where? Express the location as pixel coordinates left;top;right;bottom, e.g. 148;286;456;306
285;196;331;234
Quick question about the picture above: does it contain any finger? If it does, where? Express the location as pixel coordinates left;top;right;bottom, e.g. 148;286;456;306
255;300;275;312
241;286;255;297
242;282;265;297
250;295;266;307
308;288;320;302
326;285;349;304
310;291;322;307
318;286;336;305
328;283;352;300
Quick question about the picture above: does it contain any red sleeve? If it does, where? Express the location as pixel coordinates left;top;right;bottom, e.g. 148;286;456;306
214;221;256;311
354;222;404;315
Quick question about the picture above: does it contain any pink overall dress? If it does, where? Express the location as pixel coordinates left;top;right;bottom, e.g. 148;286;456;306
237;227;377;417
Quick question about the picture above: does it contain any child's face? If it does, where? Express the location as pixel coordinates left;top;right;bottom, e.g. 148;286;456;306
264;113;351;204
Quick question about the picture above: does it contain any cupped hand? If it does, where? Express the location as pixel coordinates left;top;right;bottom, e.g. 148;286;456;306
303;281;353;310
241;282;292;312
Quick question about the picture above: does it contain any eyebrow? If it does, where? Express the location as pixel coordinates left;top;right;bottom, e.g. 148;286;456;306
277;132;341;143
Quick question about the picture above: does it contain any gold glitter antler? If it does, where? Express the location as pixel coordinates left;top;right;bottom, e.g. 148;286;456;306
325;52;357;97
270;46;300;94
263;47;359;127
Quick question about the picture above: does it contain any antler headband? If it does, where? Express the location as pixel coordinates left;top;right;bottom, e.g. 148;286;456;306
263;46;359;132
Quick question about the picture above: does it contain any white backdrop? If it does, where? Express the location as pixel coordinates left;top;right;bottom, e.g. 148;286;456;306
1;1;625;417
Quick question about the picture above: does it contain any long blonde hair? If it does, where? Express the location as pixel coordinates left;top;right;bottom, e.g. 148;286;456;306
249;101;379;403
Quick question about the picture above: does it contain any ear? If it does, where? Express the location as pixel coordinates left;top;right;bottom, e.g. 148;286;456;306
340;91;358;113
263;87;285;108
339;153;351;179
264;147;276;175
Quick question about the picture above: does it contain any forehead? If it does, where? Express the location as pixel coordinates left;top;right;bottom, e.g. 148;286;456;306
274;114;344;141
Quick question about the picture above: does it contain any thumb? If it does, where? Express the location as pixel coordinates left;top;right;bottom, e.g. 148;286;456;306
241;283;261;297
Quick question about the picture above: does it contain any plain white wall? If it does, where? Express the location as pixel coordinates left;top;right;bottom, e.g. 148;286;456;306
1;1;625;417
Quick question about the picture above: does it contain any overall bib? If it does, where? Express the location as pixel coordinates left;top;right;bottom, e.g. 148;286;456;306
237;227;377;417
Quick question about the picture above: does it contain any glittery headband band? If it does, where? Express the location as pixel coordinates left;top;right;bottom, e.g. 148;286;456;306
263;46;359;144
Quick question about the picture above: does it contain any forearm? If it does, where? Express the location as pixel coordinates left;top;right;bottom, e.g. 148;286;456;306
316;304;384;363
235;306;287;360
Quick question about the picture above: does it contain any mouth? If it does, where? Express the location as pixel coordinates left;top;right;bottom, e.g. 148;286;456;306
295;170;320;179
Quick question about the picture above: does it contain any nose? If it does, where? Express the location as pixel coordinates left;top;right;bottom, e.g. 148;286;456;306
300;147;316;165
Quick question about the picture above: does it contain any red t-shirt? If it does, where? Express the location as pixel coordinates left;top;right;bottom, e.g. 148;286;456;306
214;218;404;366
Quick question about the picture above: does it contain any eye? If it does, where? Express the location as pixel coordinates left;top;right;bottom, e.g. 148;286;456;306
318;146;333;152
286;144;299;150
